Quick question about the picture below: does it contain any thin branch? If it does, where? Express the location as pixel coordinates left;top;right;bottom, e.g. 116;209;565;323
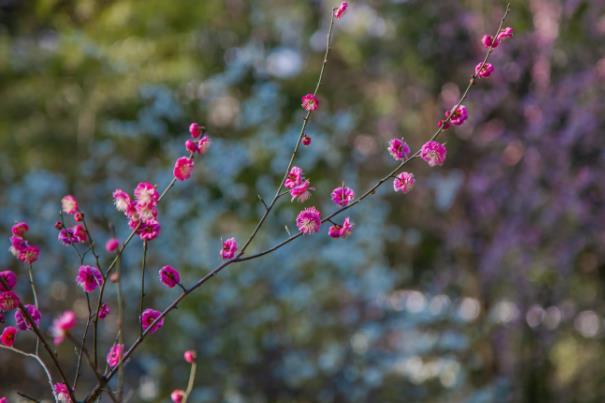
0;345;54;399
182;361;197;403
139;240;148;336
26;263;40;354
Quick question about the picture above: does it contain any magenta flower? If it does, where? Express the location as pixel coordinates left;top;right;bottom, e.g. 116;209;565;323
475;62;494;78
72;224;88;243
184;350;197;363
134;182;159;207
173;156;195;181
11;222;28;237
138;220;161;241
105;238;120;253
387;138;411;161
159;265;181;288
98;304;111;320
334;1;348;19
331;186;355;207
141;308;164;334
497;26;514;41
290;179;313;202
106;343;124;368
302;134;312;146
301;93;319;111
75;265;103;293
51;310;76;345
296;207;322;234
0;271;16;291
171;389;186;403
393;172;416;194
135;203;158;223
112;189;132;213
0;396;7;403
58;228;78;245
185;139;200;154
15;304;41;331
189;122;203;138
61;195;78;215
285;167;304;189
9;234;40;264
54;383;72;402
1;326;16;347
0;291;20;312
446;105;468;126
220;238;238;260
328;217;354;239
482;34;499;48
198;135;211;154
420;141;447;167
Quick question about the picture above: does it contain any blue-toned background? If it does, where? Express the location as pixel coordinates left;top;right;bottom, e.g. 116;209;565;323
1;0;605;402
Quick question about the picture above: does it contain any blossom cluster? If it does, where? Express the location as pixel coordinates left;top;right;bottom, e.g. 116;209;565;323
8;222;39;264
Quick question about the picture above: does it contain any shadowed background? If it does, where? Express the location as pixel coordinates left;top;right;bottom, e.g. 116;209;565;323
1;0;605;402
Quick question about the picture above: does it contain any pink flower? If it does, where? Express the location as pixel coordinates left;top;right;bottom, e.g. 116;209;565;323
285;167;304;189
331;186;355;207
19;246;39;264
173;156;195;181
15;304;41;331
140;308;164;334
0;397;7;403
51;311;76;345
334;1;348;19
220;238;238;260
134;182;159;207
0;271;16;291
138;220;161;241
420;141;447;167
446;105;468;126
393;172;416;193
106;343;124;368
0;292;20;312
497;27;514;41
11;222;28;237
135;203;158;223
198;135;211;154
189;122;204;138
72;224;88;243
290;179;313;202
296;207;321;234
112;189;131;213
98;304;110;320
58;228;78;245
475;62;494;78
61;195;78;215
74;211;84;222
171;389;186;403
76;265;104;293
481;34;499;48
1;326;16;346
105;238;120;253
328;217;353;239
159;265;181;288
54;383;72;402
387;138;411;161
301;93;319;111
184;350;197;363
185;139;200;154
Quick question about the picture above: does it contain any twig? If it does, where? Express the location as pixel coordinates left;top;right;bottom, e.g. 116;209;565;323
139;240;148;336
182;361;197;403
26;263;40;354
0;345;54;399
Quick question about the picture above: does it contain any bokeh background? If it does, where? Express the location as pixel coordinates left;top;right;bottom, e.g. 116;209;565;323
1;0;605;402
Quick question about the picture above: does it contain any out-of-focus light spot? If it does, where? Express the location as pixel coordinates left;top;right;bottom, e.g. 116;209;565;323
351;332;369;354
458;297;480;322
429;295;450;315
353;134;377;156
73;298;89;319
266;48;302;78
575;310;600;338
502;140;525;166
439;360;460;388
406;291;426;313
544;306;562;330
209;95;240;127
492;300;519;324
50;281;67;301
139;376;158;400
526;305;545;328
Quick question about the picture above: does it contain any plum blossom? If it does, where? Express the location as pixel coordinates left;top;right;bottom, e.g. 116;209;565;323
76;265;104;293
420;141;447;167
159;265;181;288
112;189;131;213
388;137;411;161
189;122;204;138
447;105;468;126
171;390;185;403
105;238;120;253
334;1;348;19
134;182;159;207
54;383;71;402
1;326;16;346
296;207;321;234
61;195;78;215
0;292;19;312
15;304;41;331
106;343;124;368
173;156;195;181
331;186;355;207
285;167;304;189
0;271;16;291
11;222;28;237
98;304;110;320
220;238;238;260
51;311;76;345
475;62;494;78
290;179;313;202
184;350;197;363
141;308;164;334
301;93;319;111
328;217;353;239
393;172;416;194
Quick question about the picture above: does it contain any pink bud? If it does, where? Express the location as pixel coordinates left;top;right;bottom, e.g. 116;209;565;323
105;238;120;253
189;122;205;138
184;350;197;363
171;390;185;403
